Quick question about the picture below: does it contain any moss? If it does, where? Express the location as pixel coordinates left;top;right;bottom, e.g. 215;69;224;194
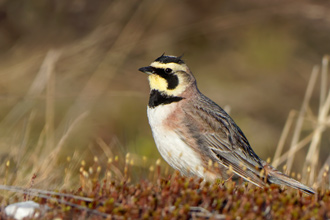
1;159;328;219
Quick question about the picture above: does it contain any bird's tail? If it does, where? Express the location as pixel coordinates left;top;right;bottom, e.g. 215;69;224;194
263;163;315;195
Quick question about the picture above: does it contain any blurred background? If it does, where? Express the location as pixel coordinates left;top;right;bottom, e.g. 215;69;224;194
0;0;329;188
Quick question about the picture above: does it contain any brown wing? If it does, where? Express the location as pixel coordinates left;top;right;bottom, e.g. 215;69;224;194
182;93;266;187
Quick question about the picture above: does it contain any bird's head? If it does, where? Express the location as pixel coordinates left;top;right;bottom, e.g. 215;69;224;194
138;54;195;96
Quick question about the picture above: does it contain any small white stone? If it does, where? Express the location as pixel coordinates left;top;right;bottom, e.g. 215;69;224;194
5;201;41;220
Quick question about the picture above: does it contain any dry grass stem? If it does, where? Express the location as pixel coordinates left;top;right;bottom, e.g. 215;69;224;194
273;131;315;168
0;185;93;202
0;50;61;132
303;56;330;184
285;66;319;173
272;110;296;168
35;111;89;185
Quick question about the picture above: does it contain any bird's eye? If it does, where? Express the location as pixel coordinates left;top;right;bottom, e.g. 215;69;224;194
165;68;172;74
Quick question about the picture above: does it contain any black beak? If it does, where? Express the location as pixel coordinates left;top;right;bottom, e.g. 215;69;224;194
138;66;154;75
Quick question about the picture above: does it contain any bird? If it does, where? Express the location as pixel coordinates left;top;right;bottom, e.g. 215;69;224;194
138;54;315;195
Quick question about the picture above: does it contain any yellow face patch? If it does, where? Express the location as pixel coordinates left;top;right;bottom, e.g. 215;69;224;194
148;74;168;92
148;73;189;96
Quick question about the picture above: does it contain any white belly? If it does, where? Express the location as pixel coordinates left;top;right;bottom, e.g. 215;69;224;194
147;105;204;177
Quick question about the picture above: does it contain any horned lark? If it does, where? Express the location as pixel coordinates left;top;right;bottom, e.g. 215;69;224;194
139;54;315;195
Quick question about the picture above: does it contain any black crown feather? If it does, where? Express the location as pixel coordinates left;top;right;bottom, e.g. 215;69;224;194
154;54;185;64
